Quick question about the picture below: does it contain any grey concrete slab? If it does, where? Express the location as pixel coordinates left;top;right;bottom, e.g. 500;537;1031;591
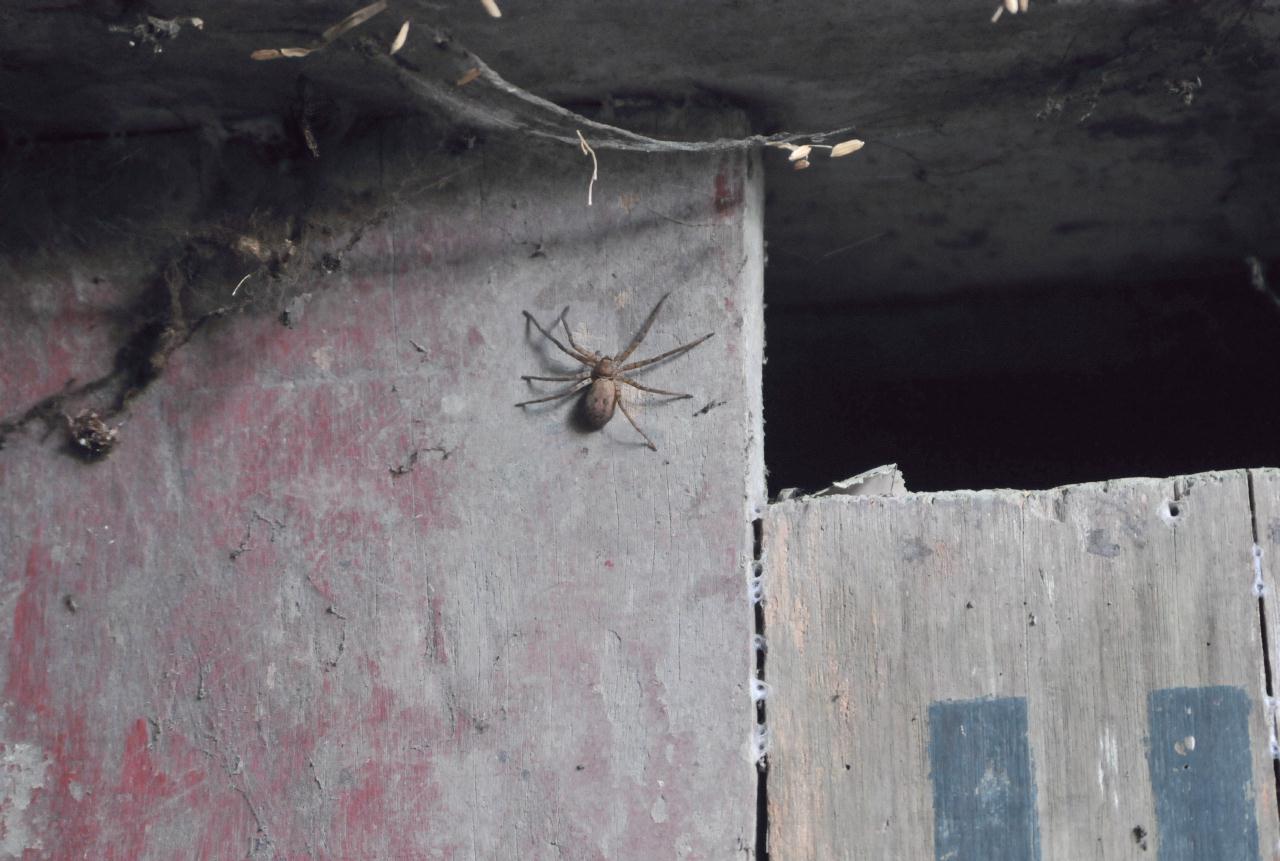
0;125;764;859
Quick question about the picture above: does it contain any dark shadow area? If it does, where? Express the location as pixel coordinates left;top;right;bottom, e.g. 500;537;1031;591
764;260;1280;494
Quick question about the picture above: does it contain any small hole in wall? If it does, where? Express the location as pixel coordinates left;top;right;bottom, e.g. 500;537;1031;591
762;262;1280;493
1166;502;1181;518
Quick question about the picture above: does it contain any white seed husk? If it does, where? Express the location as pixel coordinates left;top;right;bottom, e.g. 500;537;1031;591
829;139;865;157
390;20;410;54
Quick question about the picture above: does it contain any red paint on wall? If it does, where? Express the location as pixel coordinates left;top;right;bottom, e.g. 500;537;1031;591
115;720;180;858
334;756;447;858
714;167;743;216
109;719;227;860
6;540;52;721
0;276;122;415
47;714;107;855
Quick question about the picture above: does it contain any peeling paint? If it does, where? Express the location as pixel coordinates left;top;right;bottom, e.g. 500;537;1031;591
1;742;50;857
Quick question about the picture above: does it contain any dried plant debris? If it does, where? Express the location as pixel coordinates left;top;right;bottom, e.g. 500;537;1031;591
829;139;866;157
370;34;859;157
110;16;203;52
991;0;1029;22
390;20;411;55
251;47;316;61
1167;77;1202;106
323;0;388;42
67;410;118;459
771;138;864;170
252;0;387;61
456;68;483;87
576;130;599;206
301;119;321;157
232;231;299;269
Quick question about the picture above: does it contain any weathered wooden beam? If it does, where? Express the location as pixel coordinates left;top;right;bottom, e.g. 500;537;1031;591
765;470;1280;859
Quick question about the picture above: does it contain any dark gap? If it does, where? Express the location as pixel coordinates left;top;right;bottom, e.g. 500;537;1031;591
752;516;769;861
1256;597;1280;811
763;263;1280;494
756;757;769;860
1;124;200;149
1246;471;1280;816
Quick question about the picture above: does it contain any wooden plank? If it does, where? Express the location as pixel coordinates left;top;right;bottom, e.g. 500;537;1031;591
0;122;763;857
763;487;1030;859
1022;472;1274;860
1251;466;1280;823
765;471;1279;859
928;696;1040;860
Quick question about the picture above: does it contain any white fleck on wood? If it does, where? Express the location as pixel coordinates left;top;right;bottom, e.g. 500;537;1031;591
765;470;1280;859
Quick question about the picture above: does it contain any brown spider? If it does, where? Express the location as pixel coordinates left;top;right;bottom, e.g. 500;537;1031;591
516;293;714;451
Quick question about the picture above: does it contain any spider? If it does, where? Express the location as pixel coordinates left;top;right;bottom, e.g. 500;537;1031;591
516;293;714;451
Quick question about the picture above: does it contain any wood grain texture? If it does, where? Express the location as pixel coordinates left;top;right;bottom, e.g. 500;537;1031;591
765;470;1280;860
1252;467;1280;817
0;124;763;858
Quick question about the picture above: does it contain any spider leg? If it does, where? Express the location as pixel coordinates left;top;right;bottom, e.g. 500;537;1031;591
615;292;672;364
617;376;693;399
523;309;593;365
559;309;595;360
522;373;590;382
615;396;658;451
619;332;714;372
515;379;590;407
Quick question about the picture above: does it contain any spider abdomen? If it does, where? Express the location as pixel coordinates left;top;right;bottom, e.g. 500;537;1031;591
581;379;617;429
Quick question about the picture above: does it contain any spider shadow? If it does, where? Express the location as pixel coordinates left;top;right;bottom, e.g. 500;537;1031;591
518;311;595;437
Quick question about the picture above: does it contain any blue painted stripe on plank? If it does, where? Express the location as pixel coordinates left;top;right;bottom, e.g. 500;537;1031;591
1147;686;1260;861
928;697;1041;861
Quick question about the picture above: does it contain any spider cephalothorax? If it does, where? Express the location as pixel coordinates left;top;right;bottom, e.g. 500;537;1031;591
516;293;713;451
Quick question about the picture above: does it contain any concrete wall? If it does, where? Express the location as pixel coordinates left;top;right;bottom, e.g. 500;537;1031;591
0;120;765;858
765;470;1280;859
